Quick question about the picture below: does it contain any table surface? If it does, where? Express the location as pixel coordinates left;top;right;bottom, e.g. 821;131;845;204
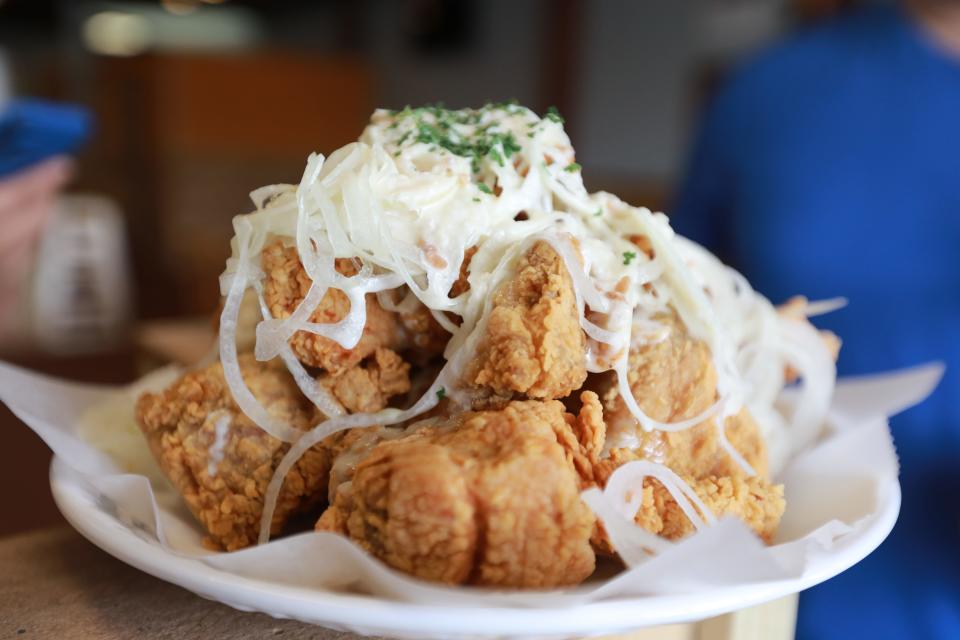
0;526;380;640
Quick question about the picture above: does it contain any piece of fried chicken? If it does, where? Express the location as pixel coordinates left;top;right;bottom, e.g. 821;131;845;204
316;399;597;588
464;240;587;403
135;355;330;550
599;311;770;480
595;308;786;540
636;474;784;543
569;392;785;547
317;347;411;414
260;240;410;374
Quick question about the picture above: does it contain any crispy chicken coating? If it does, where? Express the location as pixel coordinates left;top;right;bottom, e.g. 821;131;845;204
601;312;769;479
319;347;411;414
566;389;784;548
637;474;784;544
464;241;587;402
575;397;784;549
316;400;596;588
590;448;786;545
260;240;402;375
135;355;329;550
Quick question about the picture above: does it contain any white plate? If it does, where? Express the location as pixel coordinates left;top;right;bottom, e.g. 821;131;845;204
51;455;901;640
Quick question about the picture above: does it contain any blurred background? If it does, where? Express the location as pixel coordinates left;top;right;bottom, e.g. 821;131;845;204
0;0;852;331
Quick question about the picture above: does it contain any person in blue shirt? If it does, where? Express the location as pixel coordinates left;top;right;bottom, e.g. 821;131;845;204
672;1;960;638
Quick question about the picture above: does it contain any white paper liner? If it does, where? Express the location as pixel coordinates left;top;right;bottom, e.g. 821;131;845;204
0;360;943;606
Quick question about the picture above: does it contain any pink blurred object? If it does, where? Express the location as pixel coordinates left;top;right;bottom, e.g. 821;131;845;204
0;156;73;339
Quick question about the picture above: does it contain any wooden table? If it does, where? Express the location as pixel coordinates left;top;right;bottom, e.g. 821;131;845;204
0;527;376;640
0;526;796;640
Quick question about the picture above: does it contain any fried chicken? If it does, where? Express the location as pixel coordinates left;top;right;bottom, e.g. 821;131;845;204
145;239;789;576
261;240;404;375
316;400;596;588
640;474;784;543
463;240;587;403
590;450;786;545
318;347;411;414
565;316;785;547
600;312;769;479
135;355;330;550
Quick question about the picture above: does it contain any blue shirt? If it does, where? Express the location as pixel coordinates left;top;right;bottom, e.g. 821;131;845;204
673;5;960;639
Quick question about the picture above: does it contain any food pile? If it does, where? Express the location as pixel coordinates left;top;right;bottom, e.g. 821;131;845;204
135;104;838;588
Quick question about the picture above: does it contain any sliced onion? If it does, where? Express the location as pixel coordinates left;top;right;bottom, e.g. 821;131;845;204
376;287;421;314
255;281;327;361
714;420;757;477
581;487;672;564
612;351;724;432
429;308;460;334
249;184;295;210
802;297;848;318
777;316;836;454
249;280;346;418
582;459;718;566
218;253;302;443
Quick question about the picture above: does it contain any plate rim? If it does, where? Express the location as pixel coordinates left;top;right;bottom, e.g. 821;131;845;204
50;455;901;638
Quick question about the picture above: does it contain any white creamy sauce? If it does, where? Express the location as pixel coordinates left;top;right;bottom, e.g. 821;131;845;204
206;411;232;477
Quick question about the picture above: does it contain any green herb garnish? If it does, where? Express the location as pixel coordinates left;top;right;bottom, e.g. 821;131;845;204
623;251;637;265
545;106;565;124
564;162;581;173
436;387;447;401
388;104;530;175
477;183;493;194
502;134;521;157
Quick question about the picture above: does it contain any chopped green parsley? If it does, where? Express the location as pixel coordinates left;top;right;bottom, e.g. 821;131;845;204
545;106;564;124
386;104;530;174
564;162;581;173
623;251;638;265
